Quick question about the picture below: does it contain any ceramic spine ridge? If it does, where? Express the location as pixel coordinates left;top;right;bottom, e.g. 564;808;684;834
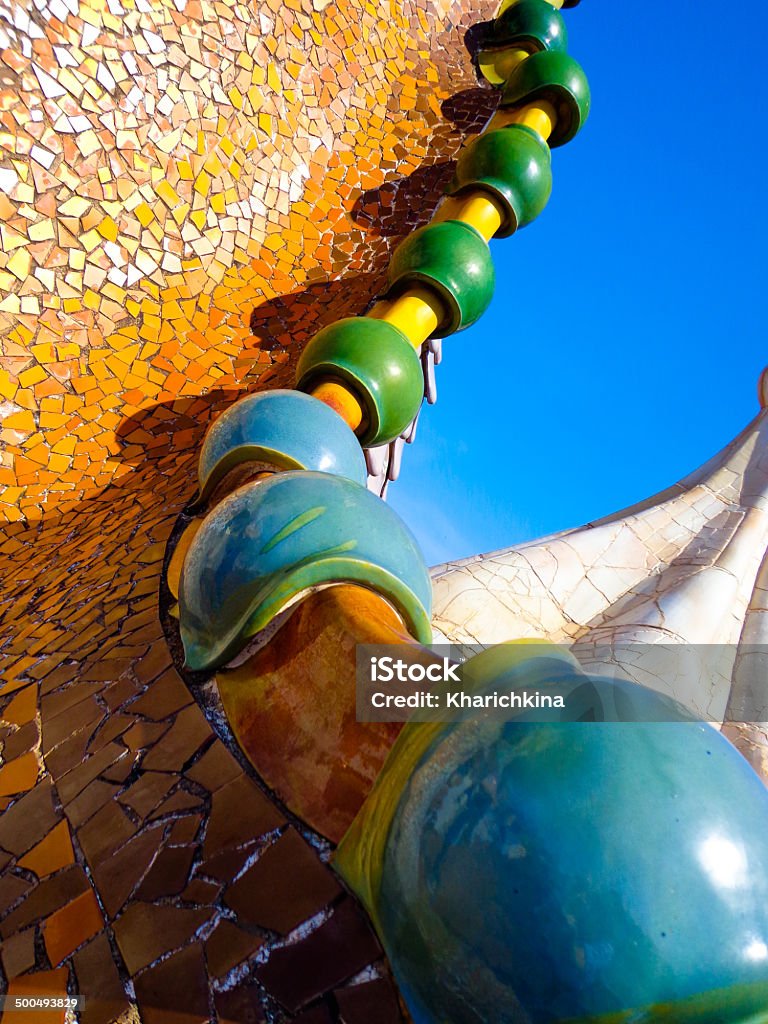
179;0;587;666
297;0;589;448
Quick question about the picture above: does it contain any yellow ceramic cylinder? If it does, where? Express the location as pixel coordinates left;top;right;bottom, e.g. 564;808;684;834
432;192;505;243
477;47;528;86
490;99;557;141
368;287;444;348
310;379;365;432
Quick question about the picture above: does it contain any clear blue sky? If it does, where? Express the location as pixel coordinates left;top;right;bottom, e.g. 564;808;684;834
390;0;768;566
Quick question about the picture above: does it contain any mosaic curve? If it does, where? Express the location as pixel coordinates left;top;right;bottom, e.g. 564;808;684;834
0;0;500;1017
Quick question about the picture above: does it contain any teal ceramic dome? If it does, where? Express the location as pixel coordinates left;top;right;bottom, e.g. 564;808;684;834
339;647;768;1024
192;389;367;508
179;470;433;671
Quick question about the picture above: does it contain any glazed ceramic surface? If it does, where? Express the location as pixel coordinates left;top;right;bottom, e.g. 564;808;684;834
387;220;495;334
449;125;552;237
501;49;591;146
295;318;425;447
490;0;568;53
338;648;768;1024
179;470;433;670
194;389;368;506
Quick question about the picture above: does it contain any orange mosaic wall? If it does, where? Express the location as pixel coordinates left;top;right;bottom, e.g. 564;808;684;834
0;0;497;522
0;0;499;1017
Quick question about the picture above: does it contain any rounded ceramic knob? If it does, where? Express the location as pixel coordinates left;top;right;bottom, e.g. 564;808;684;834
490;0;568;53
193;389;367;508
179;470;433;670
387;220;495;334
295;318;425;448
449;124;552;237
340;646;768;1023
501;49;590;146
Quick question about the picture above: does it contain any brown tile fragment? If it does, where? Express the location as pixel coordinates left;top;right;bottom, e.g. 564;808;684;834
87;713;136;753
225;829;341;934
134;645;173;684
118;771;174;818
122;720;170;752
44;728;93;778
134;942;210;1024
129;669;192;720
185;741;241;791
205;919;264;978
66;779;119;828
255;900;382;1012
0;780;58;856
42;695;102;754
18;820;74;877
135;845;195;901
197;846;253;884
73;931;130;1024
1;926;36;979
58;742;130;804
3;720;40;760
148;788;203;819
0;873;33;917
0;864;89;938
203;775;284;858
335;980;403;1024
91;826;165;919
214;983;266;1024
101;755;135;784
114;903;211;974
140;705;211;771
39;667;79;696
77;800;135;866
180;877;220;904
41;682;99;722
102;677;141;713
167;815;202;845
43;887;103;966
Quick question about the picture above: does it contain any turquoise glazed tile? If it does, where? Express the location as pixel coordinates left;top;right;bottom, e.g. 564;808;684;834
353;647;768;1023
193;390;367;508
179;470;433;671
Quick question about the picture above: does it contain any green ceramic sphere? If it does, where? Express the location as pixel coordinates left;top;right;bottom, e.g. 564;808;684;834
387;221;495;334
448;124;552;238
295;317;424;448
501;50;591;147
490;0;568;53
